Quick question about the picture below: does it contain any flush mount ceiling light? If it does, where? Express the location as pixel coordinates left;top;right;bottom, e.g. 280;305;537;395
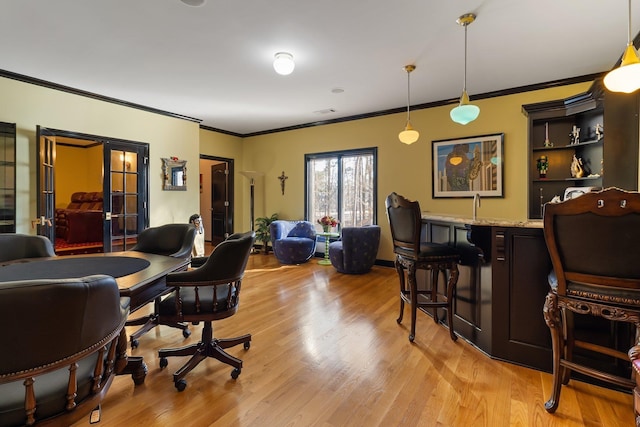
450;13;480;125
273;52;295;75
604;0;640;93
180;0;206;6
398;64;419;145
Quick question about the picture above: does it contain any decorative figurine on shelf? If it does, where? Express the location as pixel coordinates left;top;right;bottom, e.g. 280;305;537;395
569;125;580;145
536;155;549;178
595;123;604;141
543;122;553;147
570;154;585;178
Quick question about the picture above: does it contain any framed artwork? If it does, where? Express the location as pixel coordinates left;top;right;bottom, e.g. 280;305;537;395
432;133;504;198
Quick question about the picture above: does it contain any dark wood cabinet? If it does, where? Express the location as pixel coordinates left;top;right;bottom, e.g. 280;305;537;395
490;226;552;371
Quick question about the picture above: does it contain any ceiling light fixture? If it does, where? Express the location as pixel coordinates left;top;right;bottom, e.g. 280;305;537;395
399;64;419;144
450;13;480;125
180;0;206;6
604;0;640;93
273;52;295;76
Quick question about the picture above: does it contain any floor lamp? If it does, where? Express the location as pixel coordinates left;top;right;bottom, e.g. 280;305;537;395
240;171;263;251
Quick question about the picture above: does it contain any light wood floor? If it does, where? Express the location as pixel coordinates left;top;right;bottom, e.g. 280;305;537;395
73;254;634;427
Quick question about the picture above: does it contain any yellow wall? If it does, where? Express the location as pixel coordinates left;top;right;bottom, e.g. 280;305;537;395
1;73;592;261
0;76;200;232
55;144;103;208
239;82;592;261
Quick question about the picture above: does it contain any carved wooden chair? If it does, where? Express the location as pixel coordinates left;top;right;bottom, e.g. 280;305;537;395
542;187;640;414
0;275;129;426
385;192;461;342
158;231;255;391
127;223;196;347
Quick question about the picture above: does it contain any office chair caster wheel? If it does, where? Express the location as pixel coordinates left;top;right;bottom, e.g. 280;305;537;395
182;329;191;338
131;339;139;349
244;341;250;350
175;379;187;392
159;357;168;369
231;368;241;379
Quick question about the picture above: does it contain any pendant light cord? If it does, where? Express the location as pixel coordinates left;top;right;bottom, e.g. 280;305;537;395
405;68;412;122
628;0;632;45
463;23;468;93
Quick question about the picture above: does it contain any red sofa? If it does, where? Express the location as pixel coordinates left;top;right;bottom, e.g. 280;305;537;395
55;192;104;243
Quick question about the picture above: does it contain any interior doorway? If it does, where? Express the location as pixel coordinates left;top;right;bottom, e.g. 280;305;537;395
199;155;233;246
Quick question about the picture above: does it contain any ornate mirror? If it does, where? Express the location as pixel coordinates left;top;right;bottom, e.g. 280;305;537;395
162;157;187;191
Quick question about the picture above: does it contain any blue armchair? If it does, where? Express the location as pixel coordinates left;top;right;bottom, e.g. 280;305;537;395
329;225;380;274
270;220;317;264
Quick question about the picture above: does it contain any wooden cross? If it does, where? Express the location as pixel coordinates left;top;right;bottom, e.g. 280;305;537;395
278;171;288;195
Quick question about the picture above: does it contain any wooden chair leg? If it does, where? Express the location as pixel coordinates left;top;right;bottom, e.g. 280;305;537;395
431;268;439;324
446;263;459;342
543;293;563;413
408;262;418;342
395;258;405;325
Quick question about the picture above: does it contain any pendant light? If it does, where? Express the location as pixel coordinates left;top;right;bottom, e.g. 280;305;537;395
450;13;480;125
399;64;419;144
604;0;640;93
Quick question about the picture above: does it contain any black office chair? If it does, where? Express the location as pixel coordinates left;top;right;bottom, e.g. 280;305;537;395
127;223;197;348
0;233;55;263
385;192;461;342
158;231;255;391
542;187;640;414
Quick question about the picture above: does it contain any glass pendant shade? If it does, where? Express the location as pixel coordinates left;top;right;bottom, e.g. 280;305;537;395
398;64;419;144
450;90;480;125
399;122;419;144
451;13;479;125
604;0;640;93
273;52;295;75
604;43;640;93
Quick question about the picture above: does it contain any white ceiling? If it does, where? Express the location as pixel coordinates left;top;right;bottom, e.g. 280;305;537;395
1;0;638;135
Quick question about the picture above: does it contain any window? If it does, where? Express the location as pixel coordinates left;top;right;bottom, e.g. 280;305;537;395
305;148;377;228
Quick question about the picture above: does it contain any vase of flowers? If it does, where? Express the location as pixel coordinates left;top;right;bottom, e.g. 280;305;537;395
317;215;339;233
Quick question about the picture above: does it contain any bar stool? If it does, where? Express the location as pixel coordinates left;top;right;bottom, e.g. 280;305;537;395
385;192;461;342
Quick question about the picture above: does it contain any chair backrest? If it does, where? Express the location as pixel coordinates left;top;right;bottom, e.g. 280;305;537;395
543;187;640;298
170;231;255;284
385;192;422;257
270;220;316;240
0;233;56;263
131;223;196;259
0;275;129;426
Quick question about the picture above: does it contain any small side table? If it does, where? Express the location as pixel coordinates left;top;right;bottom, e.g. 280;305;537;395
317;232;339;265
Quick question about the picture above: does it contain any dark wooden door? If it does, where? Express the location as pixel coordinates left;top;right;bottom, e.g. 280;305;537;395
104;141;148;252
210;162;228;245
36;127;56;242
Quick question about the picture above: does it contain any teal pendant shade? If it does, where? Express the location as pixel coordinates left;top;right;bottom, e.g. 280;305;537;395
451;13;480;125
450;103;480;125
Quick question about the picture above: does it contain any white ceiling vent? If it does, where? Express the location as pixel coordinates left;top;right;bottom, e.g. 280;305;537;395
313;108;336;115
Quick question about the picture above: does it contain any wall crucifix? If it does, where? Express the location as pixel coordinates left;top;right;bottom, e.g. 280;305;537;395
278;171;288;195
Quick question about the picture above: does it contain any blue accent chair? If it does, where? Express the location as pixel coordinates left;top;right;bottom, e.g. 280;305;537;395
270;220;317;264
329;225;381;274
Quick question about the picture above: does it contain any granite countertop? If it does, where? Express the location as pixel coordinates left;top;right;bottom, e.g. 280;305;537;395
421;212;543;229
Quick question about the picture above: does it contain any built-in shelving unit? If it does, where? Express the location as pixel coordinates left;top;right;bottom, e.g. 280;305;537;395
523;92;604;219
0;122;16;233
524;83;640;219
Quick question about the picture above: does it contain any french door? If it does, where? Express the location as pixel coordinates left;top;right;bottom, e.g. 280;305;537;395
36;126;148;251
